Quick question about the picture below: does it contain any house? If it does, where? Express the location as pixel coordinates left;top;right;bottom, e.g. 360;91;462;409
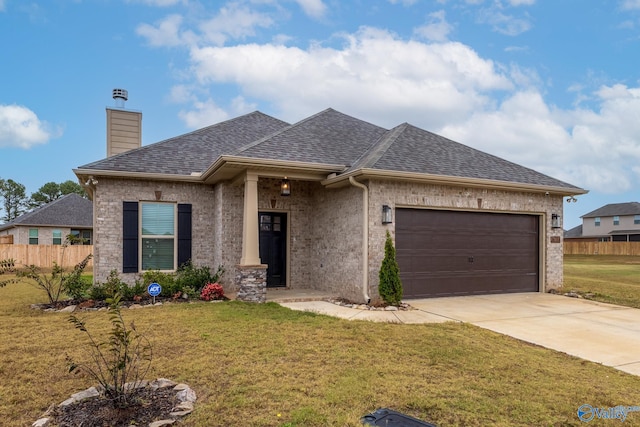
73;91;586;303
565;202;640;242
0;193;93;245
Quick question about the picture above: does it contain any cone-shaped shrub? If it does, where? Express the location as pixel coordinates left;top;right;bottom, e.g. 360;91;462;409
378;230;403;305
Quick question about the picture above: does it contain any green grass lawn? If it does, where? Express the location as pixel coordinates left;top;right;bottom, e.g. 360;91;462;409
2;270;640;426
564;254;640;308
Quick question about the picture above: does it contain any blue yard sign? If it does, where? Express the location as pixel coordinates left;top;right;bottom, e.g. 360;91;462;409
147;282;161;299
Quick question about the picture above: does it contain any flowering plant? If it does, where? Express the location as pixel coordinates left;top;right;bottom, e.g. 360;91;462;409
200;282;224;301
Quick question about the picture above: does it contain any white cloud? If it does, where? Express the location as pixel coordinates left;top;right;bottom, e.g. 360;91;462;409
178;99;229;128
137;4;274;48
388;0;419;5
477;8;532;35
294;0;327;18
621;0;640;10
0;0;5;12
0;105;56;149
414;10;453;42
188;27;512;128
508;0;535;5
136;14;197;47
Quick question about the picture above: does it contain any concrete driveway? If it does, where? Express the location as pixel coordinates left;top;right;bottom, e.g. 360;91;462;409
280;293;640;376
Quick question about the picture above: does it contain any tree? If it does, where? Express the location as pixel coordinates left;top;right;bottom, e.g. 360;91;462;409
0;178;28;222
29;179;87;209
378;230;403;306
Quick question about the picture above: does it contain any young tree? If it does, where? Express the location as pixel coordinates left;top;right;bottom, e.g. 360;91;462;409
0;178;28;222
378;230;403;306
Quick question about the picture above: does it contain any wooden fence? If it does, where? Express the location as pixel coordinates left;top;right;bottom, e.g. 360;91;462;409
0;244;94;268
564;241;640;256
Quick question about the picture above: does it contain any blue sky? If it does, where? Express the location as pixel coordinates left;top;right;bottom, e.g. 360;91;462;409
1;0;639;229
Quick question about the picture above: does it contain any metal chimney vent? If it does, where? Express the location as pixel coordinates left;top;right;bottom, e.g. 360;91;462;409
112;88;128;108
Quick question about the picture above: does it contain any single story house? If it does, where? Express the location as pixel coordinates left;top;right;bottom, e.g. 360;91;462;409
0;193;93;245
74;95;586;303
565;202;640;242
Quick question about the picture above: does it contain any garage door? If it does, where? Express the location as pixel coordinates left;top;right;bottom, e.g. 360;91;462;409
396;209;539;298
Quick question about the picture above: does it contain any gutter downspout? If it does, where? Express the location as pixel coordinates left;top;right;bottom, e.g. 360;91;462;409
348;176;371;304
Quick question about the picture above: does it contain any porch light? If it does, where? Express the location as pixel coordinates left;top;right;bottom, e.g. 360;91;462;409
552;213;562;229
382;205;392;224
280;178;290;196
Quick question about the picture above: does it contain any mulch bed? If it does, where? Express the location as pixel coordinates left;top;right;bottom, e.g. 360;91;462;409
47;386;178;427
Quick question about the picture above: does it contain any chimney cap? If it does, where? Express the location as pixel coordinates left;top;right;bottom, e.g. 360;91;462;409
112;88;128;101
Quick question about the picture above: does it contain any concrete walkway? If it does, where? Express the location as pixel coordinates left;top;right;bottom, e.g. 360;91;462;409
278;292;640;376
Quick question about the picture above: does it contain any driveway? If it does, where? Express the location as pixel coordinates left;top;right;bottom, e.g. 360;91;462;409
280;293;640;376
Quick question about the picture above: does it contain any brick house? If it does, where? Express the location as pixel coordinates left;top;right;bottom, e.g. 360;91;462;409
0;193;93;245
565;202;640;242
74;97;586;303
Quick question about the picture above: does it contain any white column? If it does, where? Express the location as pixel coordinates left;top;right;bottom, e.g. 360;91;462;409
240;172;261;266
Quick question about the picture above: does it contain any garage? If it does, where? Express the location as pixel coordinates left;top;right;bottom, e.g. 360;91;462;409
396;208;539;298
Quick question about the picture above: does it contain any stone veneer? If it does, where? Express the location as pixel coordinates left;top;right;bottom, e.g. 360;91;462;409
235;265;268;302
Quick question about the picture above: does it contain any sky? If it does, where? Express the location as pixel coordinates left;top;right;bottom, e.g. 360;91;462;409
1;0;639;229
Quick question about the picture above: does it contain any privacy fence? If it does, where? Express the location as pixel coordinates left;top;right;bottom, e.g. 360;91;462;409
564;241;640;256
0;244;94;269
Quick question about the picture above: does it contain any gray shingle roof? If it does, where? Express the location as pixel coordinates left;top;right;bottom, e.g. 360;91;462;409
234;109;387;166
564;225;583;238
79;111;290;175
353;123;578;189
76;108;584;192
0;194;92;231
582;202;640;218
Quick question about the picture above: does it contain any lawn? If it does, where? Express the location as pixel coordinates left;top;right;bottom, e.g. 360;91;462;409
2;273;640;426
564;254;640;309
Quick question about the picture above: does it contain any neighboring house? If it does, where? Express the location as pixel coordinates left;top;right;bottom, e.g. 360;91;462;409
74;94;586;303
0;194;93;245
565;202;640;242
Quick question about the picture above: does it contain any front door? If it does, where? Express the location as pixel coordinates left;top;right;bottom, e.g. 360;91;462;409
259;212;287;287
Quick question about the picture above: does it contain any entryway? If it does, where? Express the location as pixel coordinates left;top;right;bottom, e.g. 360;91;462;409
259;212;287;287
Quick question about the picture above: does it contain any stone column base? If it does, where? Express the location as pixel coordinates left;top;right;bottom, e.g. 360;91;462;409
235;264;268;303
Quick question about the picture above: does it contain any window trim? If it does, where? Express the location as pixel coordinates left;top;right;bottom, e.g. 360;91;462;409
594;217;600;227
635;215;640;225
613;216;620;226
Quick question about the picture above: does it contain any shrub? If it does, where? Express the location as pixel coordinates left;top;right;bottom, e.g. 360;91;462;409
200;282;224;301
378;230;403;306
67;293;152;408
138;270;177;297
65;272;93;300
0;258;15;274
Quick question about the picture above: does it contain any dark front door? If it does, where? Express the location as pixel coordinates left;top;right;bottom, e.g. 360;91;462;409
259;212;287;287
396;208;539;298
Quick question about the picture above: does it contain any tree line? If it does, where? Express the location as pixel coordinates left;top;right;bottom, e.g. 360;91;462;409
0;178;87;223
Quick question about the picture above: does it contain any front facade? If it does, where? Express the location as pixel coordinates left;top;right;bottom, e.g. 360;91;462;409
75;105;585;303
565;202;640;242
0;194;93;246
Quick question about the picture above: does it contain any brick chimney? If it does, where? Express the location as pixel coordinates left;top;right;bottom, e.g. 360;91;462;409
106;89;142;157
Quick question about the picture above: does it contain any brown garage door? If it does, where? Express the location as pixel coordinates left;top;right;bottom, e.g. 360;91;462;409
396;209;539;298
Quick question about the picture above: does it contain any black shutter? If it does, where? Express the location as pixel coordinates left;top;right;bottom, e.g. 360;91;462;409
122;202;139;273
177;203;192;268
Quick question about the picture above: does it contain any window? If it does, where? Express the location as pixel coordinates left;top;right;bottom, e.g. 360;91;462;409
635;215;640;225
71;229;92;245
29;228;38;245
141;203;175;271
122;201;191;274
52;230;62;245
594;217;600;227
613;216;620;226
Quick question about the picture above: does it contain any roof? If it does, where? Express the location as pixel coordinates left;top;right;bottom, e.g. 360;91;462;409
582;202;640;218
564;225;583;238
0;194;92;231
76;108;585;193
80;111;289;175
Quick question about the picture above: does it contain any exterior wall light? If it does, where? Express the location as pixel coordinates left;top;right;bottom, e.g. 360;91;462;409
552;213;562;229
382;204;393;224
280;178;290;196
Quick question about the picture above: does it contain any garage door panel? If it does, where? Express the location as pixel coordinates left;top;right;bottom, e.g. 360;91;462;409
396;209;539;299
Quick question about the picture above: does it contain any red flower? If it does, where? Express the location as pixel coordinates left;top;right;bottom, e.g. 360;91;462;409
200;282;224;301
